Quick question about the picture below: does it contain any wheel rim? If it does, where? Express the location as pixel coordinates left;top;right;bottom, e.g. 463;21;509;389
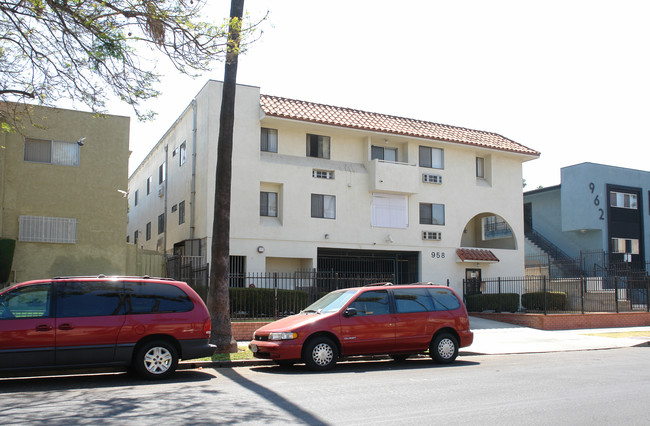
144;346;173;374
311;342;334;367
437;338;455;359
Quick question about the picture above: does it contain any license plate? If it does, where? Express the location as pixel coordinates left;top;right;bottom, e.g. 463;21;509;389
250;344;258;353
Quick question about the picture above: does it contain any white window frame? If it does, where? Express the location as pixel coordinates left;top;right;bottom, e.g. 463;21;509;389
179;142;187;166
312;169;334;179
371;193;408;229
476;157;485;178
371;146;397;162
19;216;77;243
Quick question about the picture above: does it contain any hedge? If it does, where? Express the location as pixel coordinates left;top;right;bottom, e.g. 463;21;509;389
229;287;310;318
465;293;519;313
521;291;568;311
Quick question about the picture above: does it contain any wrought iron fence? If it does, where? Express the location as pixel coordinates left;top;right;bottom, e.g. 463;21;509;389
228;271;395;320
464;274;650;314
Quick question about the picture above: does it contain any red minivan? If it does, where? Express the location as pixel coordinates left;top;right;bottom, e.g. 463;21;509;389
249;282;473;370
0;276;215;379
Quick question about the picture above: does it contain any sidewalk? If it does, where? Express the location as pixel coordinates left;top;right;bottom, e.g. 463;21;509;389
463;316;650;355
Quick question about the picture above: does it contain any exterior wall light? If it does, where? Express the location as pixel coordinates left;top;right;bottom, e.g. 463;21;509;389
257;246;265;253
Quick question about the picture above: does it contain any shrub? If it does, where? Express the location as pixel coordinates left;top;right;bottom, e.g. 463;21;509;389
465;293;519;313
229;287;310;318
521;292;568;311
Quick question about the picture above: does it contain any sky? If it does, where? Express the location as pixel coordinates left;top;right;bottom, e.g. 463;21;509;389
109;0;650;189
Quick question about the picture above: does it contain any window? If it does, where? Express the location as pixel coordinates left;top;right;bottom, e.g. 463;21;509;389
311;194;336;219
611;238;640;254
178;200;185;224
134;190;139;206
394;288;435;313
0;284;51;319
476;157;485;178
483;215;512;239
260;192;278;217
348;290;390;316
158;213;165;234
146;222;151;241
313;169;334;179
159;162;166;184
610;191;637;210
56;281;122;317
371;146;397;162
427;288;461;311
146;176;152;195
124;282;193;314
419;203;445;225
19;216;77;243
261;128;278;152
419;146;444;169
179;142;187;166
306;134;330;159
24;138;80;166
134;230;138;245
371;193;408;228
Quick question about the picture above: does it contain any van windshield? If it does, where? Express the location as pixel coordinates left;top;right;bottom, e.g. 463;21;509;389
301;290;358;314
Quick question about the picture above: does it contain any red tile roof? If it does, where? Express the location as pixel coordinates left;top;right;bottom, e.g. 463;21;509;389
456;249;500;263
260;94;539;156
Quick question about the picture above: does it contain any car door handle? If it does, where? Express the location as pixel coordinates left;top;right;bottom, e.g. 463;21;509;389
58;323;74;330
35;324;53;332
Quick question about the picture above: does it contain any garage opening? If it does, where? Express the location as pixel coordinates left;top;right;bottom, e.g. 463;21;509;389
317;248;419;284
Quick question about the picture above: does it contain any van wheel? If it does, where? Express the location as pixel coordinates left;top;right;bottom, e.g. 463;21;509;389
134;340;178;379
303;337;338;371
430;333;458;363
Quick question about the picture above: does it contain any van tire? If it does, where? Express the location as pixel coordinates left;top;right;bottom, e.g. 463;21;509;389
303;337;338;371
430;333;458;364
134;340;179;379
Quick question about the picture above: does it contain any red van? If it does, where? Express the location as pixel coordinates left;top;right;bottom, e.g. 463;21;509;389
0;276;215;379
249;283;473;370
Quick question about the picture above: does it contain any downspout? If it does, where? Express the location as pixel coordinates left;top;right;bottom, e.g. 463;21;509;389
163;144;169;255
190;99;197;243
0;132;6;236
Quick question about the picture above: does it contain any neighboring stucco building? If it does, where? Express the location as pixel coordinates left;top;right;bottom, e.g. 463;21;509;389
524;162;650;267
127;80;539;294
0;104;130;282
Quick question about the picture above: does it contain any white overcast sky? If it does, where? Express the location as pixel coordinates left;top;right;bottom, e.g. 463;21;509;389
112;0;650;189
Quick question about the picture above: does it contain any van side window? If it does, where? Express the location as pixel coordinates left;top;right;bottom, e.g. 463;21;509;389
348;290;389;316
0;284;51;319
394;288;435;313
427;288;461;311
56;281;123;317
124;282;193;314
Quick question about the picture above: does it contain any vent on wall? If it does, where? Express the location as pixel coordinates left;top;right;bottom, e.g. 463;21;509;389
423;174;442;184
422;231;441;241
158;185;165;197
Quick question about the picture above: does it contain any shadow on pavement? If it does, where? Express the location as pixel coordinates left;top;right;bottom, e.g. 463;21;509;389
0;369;215;393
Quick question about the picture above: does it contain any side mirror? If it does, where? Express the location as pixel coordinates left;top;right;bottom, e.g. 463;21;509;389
343;307;357;318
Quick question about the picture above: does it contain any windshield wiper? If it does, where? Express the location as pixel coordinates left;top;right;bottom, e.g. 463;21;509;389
301;309;323;315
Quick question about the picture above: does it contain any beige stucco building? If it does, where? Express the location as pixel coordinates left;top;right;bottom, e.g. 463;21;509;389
127;80;540;294
0;104;130;282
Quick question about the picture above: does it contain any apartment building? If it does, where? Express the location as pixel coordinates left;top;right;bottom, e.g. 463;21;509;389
0;103;130;282
127;80;539;293
524;162;650;267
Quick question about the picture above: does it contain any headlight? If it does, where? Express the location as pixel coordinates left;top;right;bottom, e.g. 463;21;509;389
268;332;298;341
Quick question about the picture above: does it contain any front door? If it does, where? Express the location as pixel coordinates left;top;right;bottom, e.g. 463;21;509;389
465;269;482;295
339;289;395;355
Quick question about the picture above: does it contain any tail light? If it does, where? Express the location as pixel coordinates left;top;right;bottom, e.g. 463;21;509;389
203;318;211;336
